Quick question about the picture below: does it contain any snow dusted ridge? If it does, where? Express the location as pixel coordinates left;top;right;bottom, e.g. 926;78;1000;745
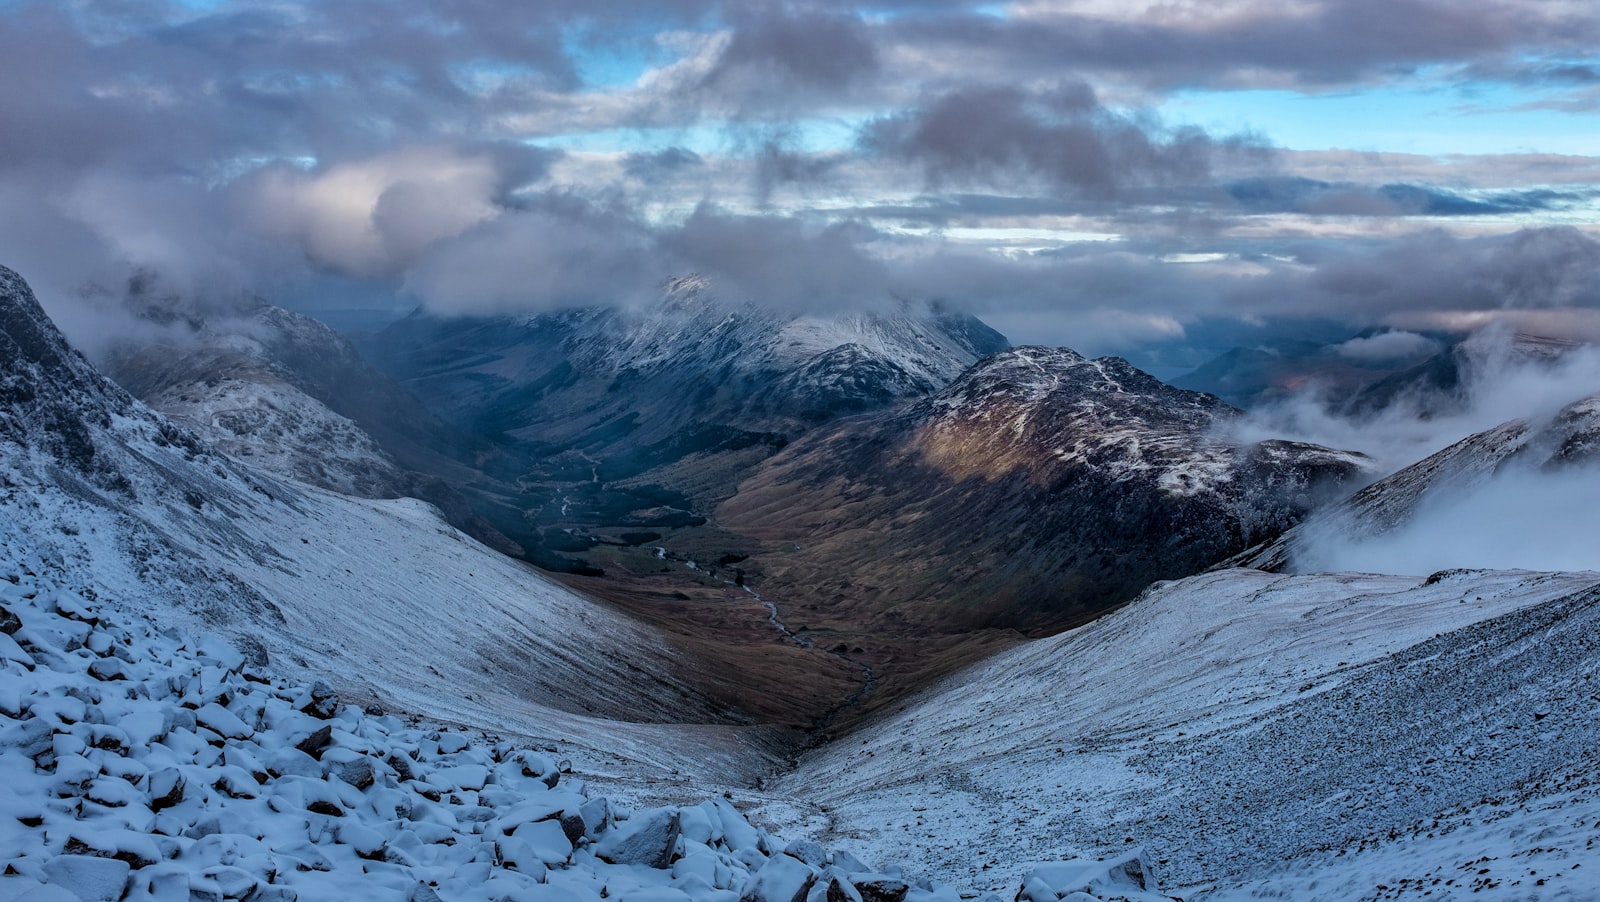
563;274;1006;398
916;346;1370;499
0;560;1170;902
765;566;1600;898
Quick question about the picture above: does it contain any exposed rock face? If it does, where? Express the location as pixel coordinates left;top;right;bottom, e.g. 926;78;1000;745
721;346;1372;635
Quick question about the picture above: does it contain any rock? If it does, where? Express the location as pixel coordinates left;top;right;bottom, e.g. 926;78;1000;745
0;879;80;902
148;767;186;811
301;682;338;720
41;855;130;902
818;873;863;902
195;703;251;740
498;821;573;874
132;864;190;902
1024;852;1157;901
854;877;909;902
202;866;257;900
266;746;321;779
408;884;445;902
196;635;246;673
337;757;376;790
785;839;828;867
0;632;34;669
0;603;20;634
578;796;611;835
742;854;817;902
294;724;333;759
595;808;681;869
560;810;588;845
336;821;386;860
386;752;414;781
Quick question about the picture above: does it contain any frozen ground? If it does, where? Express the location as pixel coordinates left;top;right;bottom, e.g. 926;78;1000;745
764;567;1600;899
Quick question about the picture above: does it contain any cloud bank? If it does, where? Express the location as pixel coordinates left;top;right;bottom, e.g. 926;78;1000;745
0;0;1598;363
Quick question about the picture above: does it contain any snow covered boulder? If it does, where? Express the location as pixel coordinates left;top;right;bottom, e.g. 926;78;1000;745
741;853;818;902
40;855;130;902
1016;852;1170;902
596;807;682;868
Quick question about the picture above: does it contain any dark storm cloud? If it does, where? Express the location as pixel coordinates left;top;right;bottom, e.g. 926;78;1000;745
860;84;1270;197
697;3;880;108
887;1;1600;90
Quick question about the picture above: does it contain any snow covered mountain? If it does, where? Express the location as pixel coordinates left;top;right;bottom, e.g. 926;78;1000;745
359;275;1008;559
720;346;1371;634
763;565;1600;899
0;264;771;783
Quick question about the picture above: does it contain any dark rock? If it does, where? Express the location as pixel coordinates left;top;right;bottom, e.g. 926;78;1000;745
295;725;333;759
306;800;343;817
385;752;414;782
337;758;376;791
559;810;587;845
854;877;909;902
149;767;186;812
301;681;338;719
824;874;864;902
0;605;19;635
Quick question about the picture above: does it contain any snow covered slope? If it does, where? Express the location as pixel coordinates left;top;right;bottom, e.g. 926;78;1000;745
101;301;518;555
765;565;1600;899
0;557;1178;902
0;264;770;784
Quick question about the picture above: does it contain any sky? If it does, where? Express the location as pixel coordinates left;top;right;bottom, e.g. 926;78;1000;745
5;0;1600;369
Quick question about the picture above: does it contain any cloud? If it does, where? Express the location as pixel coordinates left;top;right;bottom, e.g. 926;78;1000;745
860;83;1269;197
1334;331;1442;363
1229;333;1600;474
402;195;660;314
622;147;705;180
1294;462;1600;575
888;0;1600;90
237;144;557;279
697;4;880;110
660;206;892;310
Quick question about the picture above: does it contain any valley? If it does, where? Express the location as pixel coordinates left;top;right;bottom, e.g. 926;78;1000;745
5;263;1600;900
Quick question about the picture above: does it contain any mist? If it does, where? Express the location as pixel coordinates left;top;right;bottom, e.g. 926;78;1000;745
1226;330;1600;475
1292;462;1600;576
